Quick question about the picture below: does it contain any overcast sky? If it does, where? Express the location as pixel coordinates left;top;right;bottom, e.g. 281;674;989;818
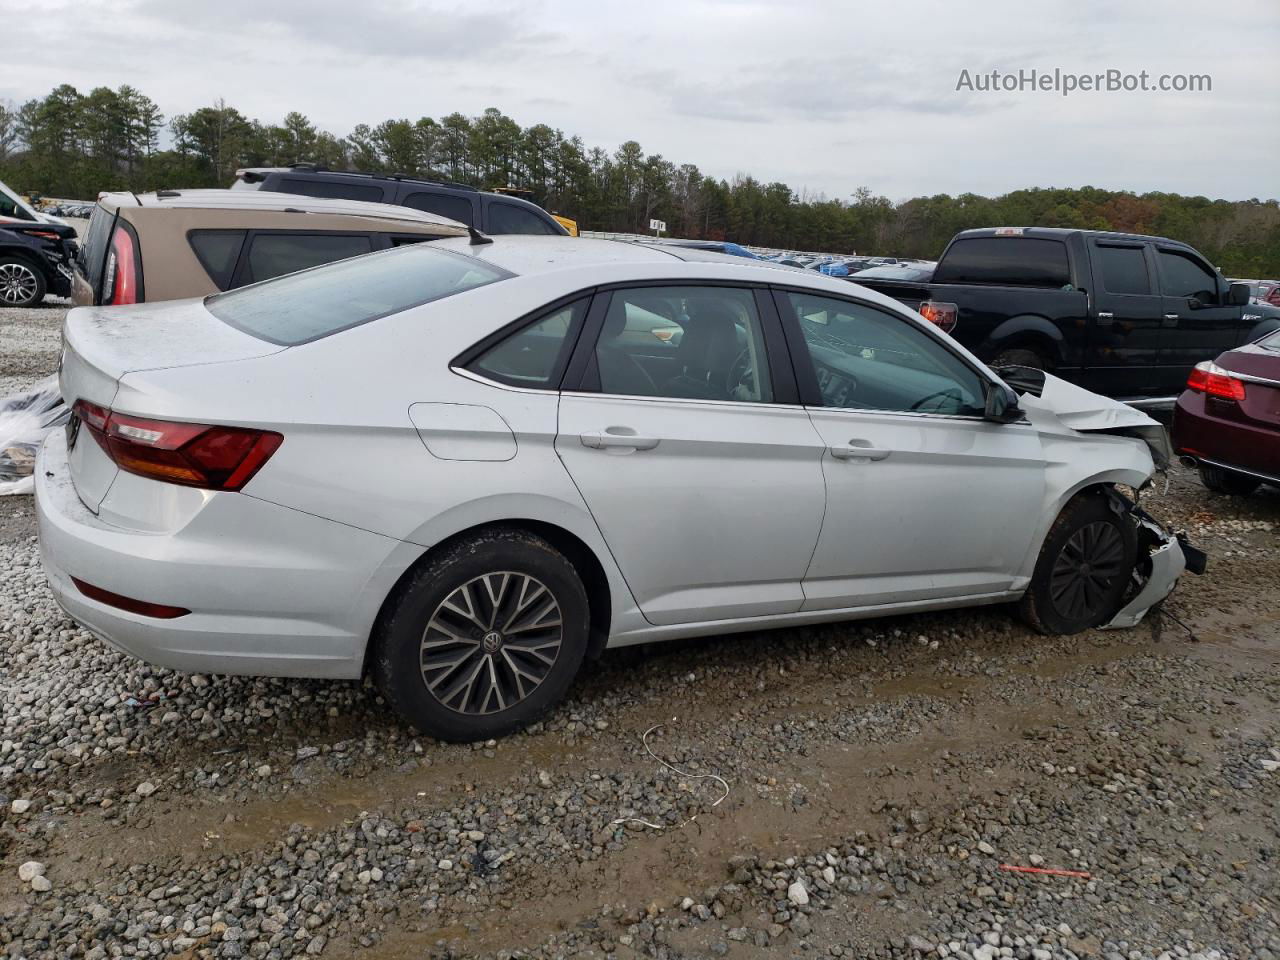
2;0;1277;201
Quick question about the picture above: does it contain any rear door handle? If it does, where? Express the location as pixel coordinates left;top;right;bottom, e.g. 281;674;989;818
1162;313;1180;327
829;440;891;461
580;430;661;451
1096;311;1114;325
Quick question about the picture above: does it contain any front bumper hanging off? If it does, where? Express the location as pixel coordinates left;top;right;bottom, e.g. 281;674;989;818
1102;494;1206;630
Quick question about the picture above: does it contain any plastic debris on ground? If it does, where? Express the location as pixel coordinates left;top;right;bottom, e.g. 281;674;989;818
0;375;66;495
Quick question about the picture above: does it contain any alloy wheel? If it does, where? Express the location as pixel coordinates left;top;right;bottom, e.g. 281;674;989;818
1049;520;1127;621
420;572;564;715
0;263;39;306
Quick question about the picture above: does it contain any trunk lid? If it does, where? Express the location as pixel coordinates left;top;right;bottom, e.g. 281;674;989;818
60;298;286;512
1216;344;1280;429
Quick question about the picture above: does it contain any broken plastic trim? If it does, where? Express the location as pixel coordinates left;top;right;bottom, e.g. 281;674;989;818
1100;489;1203;630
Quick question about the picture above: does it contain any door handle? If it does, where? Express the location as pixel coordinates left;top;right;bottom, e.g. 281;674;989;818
1162;313;1180;327
580;430;661;451
829;440;891;461
1096;311;1114;325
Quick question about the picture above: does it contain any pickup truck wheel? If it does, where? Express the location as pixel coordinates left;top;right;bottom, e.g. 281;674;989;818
1198;464;1260;497
992;348;1047;371
1020;493;1137;635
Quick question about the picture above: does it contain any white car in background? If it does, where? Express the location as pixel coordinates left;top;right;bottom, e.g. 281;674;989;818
37;237;1198;741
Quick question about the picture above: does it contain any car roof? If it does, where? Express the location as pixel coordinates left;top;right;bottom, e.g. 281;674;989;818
425;235;890;295
98;189;466;228
954;226;1186;246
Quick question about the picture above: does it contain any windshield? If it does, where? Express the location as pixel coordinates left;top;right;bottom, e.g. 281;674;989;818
206;243;510;345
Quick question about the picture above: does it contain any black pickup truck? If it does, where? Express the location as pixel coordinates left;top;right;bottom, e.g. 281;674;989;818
853;227;1277;401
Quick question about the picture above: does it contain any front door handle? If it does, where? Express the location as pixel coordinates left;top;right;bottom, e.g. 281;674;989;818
829;440;891;461
1097;311;1115;326
1162;313;1180;328
580;430;661;451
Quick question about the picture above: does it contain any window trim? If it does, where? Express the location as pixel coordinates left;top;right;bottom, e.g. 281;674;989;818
452;290;598;392
1090;240;1156;299
770;285;995;419
559;280;799;405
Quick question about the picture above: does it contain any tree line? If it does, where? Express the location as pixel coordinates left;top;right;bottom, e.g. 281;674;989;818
2;83;1278;276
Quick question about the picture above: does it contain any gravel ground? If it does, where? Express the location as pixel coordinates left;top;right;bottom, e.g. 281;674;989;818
0;303;1277;960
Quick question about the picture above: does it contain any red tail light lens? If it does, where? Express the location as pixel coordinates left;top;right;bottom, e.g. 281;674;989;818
1186;361;1246;402
105;226;140;305
73;401;282;490
919;300;959;333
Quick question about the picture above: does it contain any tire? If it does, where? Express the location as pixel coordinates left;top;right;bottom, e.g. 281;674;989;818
991;348;1047;371
0;258;46;308
372;528;590;742
1198;463;1260;497
1020;493;1137;635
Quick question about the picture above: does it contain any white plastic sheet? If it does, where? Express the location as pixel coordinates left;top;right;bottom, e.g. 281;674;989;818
0;376;67;495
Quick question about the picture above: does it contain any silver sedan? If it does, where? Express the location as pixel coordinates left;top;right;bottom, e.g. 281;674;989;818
37;236;1193;741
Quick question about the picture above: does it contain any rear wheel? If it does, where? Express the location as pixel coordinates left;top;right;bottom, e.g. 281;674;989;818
1020;493;1137;634
991;347;1048;371
1198;463;1260;497
0;258;45;308
372;528;589;742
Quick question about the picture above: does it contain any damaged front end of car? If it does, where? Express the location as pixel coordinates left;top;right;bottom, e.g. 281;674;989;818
999;365;1207;628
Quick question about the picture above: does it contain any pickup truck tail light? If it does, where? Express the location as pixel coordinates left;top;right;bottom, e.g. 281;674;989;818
73;400;282;490
1186;361;1246;401
919;301;958;333
103;225;141;305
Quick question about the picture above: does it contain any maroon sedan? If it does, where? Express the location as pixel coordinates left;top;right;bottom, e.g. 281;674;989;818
1173;328;1280;495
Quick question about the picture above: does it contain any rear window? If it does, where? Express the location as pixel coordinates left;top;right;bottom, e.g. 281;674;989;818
934;237;1071;288
1256;328;1280;353
206;244;510;345
277;177;385;203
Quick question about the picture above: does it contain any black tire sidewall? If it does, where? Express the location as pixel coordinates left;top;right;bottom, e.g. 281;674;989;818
0;258;46;308
1198;464;1259;496
1025;495;1136;634
373;531;589;742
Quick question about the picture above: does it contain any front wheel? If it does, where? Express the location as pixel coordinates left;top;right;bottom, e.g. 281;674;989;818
0;258;46;308
372;528;589;742
1198;463;1260;497
1020;493;1137;634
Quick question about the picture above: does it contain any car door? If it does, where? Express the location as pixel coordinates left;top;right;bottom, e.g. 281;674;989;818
773;289;1047;610
1085;240;1166;397
555;284;827;626
1156;246;1246;390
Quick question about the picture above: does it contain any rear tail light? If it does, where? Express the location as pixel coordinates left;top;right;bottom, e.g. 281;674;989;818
919;301;959;333
70;577;190;619
103;225;140;305
72;400;282;490
1186;361;1246;402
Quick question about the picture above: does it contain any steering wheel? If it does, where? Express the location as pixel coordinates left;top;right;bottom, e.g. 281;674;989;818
910;387;963;413
727;349;757;399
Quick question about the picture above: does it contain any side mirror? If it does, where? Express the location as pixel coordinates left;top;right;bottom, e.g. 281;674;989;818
1227;282;1251;307
984;382;1023;424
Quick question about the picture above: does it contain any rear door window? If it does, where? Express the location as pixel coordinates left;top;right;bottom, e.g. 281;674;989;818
188;230;247;289
242;233;373;284
933;237;1071;288
1094;243;1151;295
277;177;385;203
207;244;510;345
401;191;475;226
487;202;558;235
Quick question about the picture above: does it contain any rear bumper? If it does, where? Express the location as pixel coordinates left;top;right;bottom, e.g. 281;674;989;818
36;430;405;679
1173;390;1280;481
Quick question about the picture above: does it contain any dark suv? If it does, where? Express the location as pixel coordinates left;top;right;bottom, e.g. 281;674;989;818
0;222;78;307
232;166;569;236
